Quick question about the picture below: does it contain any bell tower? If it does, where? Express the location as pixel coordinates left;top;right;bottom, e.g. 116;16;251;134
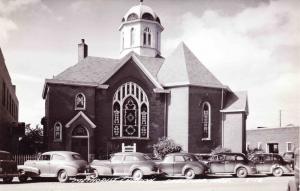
119;0;164;58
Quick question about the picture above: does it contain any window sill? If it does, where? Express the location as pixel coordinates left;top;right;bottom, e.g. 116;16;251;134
202;138;211;141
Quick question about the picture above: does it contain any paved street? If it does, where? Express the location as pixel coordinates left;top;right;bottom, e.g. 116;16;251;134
0;175;294;191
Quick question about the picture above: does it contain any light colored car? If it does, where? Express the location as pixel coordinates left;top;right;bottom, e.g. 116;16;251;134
207;153;257;178
90;152;159;181
0;150;19;183
250;153;293;177
156;153;207;179
17;151;94;183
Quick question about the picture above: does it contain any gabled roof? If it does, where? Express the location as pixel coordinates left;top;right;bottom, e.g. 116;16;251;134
65;111;96;128
157;42;224;88
221;91;248;114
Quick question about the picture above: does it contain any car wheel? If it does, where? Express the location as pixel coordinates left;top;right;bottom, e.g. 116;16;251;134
57;169;69;183
132;169;143;181
3;177;13;183
236;167;248;178
273;167;283;177
185;169;196;180
18;170;28;183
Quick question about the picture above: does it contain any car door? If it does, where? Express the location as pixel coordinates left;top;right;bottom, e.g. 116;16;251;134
209;155;225;173
173;155;186;175
263;155;273;172
159;155;174;176
110;155;124;175
49;154;66;176
123;155;139;175
224;155;236;173
36;154;51;176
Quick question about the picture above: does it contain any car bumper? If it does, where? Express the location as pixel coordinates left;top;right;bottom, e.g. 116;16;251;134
0;173;19;177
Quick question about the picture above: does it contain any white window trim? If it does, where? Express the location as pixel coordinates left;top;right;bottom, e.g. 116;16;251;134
286;142;293;152
112;82;149;139
53;122;62;142
202;101;211;141
75;92;86;110
257;142;262;150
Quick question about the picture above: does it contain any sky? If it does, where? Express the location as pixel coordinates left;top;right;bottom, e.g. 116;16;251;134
0;0;299;129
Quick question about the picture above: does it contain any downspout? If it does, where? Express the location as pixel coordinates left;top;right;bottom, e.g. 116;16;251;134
164;92;168;137
221;88;224;147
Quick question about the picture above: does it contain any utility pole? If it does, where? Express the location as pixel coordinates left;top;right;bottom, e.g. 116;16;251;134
279;110;282;128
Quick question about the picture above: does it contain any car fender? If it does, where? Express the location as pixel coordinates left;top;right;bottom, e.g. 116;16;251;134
234;164;249;173
17;165;40;176
55;165;78;177
270;164;284;173
182;164;203;175
129;164;153;176
91;164;113;176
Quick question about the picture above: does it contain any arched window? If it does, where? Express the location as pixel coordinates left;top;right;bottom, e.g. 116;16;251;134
72;125;88;137
142;13;154;21
75;93;86;110
112;82;149;139
130;28;135;47
54;122;62;141
127;13;138;21
202;102;211;140
143;27;151;46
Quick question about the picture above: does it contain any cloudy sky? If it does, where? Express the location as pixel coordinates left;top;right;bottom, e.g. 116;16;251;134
0;0;299;129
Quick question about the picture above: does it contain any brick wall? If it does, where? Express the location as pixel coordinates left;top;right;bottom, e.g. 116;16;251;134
247;126;299;154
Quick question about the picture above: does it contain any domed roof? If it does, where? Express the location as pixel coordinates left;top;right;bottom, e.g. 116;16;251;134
122;3;161;24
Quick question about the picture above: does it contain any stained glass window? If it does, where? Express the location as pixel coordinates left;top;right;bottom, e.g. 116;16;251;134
112;82;149;138
202;102;211;140
54;122;62;141
75;93;86;110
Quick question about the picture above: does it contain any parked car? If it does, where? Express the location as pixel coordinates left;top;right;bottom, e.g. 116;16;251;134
249;153;293;177
17;151;94;183
0;150;19;183
90;152;159;181
207;152;257;178
283;151;295;169
287;148;299;191
156;153;207;179
194;153;212;165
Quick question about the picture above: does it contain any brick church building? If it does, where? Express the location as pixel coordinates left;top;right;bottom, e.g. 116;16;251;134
42;2;248;161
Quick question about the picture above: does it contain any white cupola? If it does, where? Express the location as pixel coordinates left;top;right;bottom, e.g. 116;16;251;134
119;0;164;58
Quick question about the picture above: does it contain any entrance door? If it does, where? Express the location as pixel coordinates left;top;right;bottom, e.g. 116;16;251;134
71;125;89;160
71;138;88;160
268;143;279;153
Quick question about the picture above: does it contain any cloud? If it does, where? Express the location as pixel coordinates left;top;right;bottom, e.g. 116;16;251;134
164;0;300;128
0;0;41;15
0;17;17;43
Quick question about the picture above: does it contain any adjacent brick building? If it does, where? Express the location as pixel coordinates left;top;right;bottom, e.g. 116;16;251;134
247;126;300;154
0;48;23;152
42;2;248;161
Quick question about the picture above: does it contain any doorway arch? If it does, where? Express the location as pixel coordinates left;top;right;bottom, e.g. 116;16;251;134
71;125;89;160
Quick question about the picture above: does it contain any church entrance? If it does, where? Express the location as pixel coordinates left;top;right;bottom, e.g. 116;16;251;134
71;125;89;160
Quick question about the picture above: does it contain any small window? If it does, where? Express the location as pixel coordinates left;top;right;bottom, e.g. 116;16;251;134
225;155;235;161
174;156;185;162
39;154;51;161
75;93;86;110
130;28;135;46
127;13;138;21
287;142;293;152
54;122;62;141
164;156;173;163
124;156;138;161
183;155;194;162
111;155;123;163
236;156;244;161
52;154;65;161
202;102;211;140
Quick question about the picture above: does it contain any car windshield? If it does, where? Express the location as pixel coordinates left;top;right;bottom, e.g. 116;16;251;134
72;154;83;160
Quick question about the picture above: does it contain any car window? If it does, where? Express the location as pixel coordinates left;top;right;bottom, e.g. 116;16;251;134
72;154;83;160
236;156;244;161
174;156;185;162
183;155;194;162
39;154;51;160
225;155;235;161
218;155;225;161
52;154;65;161
0;153;11;160
265;155;272;161
164;156;173;163
124;156;139;161
111;155;123;163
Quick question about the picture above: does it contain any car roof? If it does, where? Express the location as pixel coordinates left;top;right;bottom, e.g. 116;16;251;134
42;151;80;156
215;152;246;156
165;152;194;156
113;152;145;156
0;150;10;154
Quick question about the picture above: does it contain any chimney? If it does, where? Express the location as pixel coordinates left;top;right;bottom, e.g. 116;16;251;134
78;39;88;62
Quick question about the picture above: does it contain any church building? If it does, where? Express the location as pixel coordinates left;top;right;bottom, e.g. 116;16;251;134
42;1;248;161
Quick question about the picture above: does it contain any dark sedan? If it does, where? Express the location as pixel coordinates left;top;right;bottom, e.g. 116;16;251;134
156;153;207;179
250;153;293;177
207;153;257;178
90;152;159;181
0;150;19;183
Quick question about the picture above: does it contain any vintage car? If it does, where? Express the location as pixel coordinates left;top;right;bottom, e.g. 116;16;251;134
249;153;293;177
17;151;94;183
90;152;159;181
287;148;299;191
207;152;257;178
156;153;207;179
0;150;19;183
